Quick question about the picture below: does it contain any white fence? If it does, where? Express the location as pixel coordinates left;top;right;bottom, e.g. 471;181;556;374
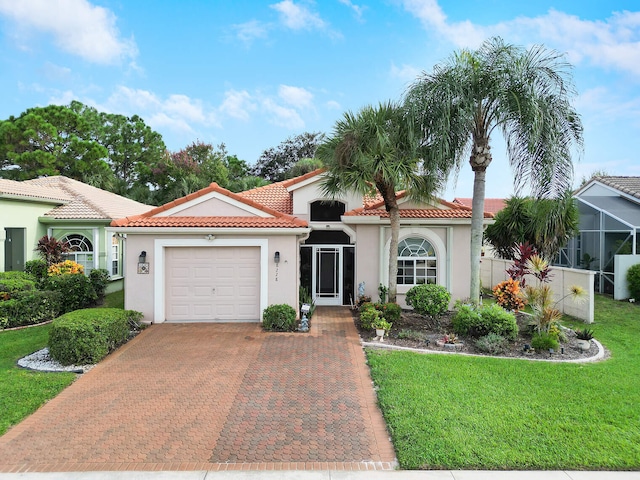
480;257;595;324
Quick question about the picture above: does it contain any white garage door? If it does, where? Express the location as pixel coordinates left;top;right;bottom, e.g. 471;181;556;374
165;246;260;322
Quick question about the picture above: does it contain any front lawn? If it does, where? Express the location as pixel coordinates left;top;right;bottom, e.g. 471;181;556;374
0;324;75;436
367;294;640;470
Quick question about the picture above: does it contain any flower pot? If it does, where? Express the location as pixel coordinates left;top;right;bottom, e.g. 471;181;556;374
376;329;385;341
576;339;591;351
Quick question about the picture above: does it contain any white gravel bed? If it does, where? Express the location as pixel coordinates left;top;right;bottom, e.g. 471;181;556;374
17;348;94;373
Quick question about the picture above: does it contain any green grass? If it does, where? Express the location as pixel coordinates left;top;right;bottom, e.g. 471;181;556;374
0;324;75;436
367;294;640;470
101;289;124;309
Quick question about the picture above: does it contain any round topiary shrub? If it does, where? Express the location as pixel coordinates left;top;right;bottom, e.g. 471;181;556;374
452;303;481;335
627;263;640;300
405;284;451;318
262;304;297;332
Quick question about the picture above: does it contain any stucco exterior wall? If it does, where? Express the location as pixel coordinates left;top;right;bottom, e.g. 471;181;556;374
291;180;363;219
0;198;52;271
162;198;255;217
122;232;300;323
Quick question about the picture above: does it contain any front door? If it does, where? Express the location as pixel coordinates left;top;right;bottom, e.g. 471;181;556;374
313;246;342;306
4;228;25;272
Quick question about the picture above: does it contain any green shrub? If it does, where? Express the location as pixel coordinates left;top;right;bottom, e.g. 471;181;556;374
531;331;560;351
627;263;640;300
262;304;297;332
89;269;110;300
0;271;36;300
360;307;381;330
452;304;481;335
452;303;519;340
48;308;142;365
475;333;508;354
44;274;97;313
405;284;451;318
25;259;48;285
373;302;402;322
0;290;63;328
476;303;519;341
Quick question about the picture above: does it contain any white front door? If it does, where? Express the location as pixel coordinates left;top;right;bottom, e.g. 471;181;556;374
313;246;342;306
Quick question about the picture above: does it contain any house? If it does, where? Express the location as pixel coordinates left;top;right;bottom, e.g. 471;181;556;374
0;176;153;292
558;176;640;297
112;169;493;323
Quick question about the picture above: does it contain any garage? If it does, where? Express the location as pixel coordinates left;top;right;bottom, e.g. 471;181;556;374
165;246;261;322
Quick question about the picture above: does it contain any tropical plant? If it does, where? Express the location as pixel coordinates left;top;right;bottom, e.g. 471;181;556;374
492;278;526;312
35;235;70;266
372;317;392;333
317;101;449;302
406;36;583;303
575;328;594;341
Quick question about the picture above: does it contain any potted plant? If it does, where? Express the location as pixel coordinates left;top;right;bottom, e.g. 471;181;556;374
372;317;392;342
575;328;594;351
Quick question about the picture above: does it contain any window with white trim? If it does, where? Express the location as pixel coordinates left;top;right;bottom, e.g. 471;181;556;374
61;234;94;274
111;234;121;276
397;237;437;285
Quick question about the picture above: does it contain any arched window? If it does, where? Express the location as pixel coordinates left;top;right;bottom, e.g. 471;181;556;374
61;234;94;274
397;237;437;285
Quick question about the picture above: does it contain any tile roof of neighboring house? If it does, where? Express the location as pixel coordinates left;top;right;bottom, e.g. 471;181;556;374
0;178;73;203
112;182;307;228
236;169;325;214
17;176;152;220
453;197;506;215
594;176;640;200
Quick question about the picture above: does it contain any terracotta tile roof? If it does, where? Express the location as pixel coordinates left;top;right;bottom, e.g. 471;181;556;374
344;207;488;219
237;169;325;214
112;182;307;228
112;216;307;228
594;176;640;200
21;176;152;219
453;197;505;215
0;178;72;203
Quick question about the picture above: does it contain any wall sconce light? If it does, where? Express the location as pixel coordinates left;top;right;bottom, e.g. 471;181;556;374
137;251;149;274
274;251;280;264
139;251;147;263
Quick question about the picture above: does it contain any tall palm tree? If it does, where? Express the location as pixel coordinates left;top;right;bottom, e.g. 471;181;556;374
316;101;448;303
406;37;583;303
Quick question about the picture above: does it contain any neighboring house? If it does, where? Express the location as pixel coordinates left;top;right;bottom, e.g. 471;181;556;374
452;197;506;216
557;176;640;296
0;176;153;292
112;170;493;323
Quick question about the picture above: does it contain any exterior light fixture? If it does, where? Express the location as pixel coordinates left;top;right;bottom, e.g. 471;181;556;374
274;251;280;264
139;251;147;263
137;251;149;274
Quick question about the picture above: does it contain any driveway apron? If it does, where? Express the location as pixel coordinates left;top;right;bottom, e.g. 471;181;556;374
0;307;397;473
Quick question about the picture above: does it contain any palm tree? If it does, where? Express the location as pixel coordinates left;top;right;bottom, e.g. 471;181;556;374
316;101;448;303
406;37;583;303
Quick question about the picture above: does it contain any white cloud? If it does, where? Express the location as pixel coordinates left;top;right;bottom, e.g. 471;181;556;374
326;100;342;110
233;20;269;45
220;90;257;121
338;0;366;21
262;98;305;129
390;62;422;82
400;1;640;77
278;85;313;109
270;0;326;30
0;0;137;64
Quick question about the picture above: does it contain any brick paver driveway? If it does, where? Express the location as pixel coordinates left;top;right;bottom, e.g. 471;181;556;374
0;307;396;473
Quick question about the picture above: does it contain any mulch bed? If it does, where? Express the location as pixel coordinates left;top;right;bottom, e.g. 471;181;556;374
355;309;601;361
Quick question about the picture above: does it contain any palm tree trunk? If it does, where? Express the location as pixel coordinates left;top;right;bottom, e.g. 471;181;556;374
388;206;400;303
470;166;487;304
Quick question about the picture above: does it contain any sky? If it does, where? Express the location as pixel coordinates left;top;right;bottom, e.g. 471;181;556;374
0;0;639;200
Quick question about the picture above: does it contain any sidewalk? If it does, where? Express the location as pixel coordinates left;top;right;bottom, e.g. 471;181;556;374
1;469;639;479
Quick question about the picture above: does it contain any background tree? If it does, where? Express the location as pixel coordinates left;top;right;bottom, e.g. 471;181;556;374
224;154;269;193
406;37;583;303
251;131;325;182
317;101;448;303
147;141;229;205
484;193;579;260
287;158;324;179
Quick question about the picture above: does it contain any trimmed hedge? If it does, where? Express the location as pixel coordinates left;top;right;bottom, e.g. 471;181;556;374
262;304;297;332
405;284;451;318
0;271;36;300
627;263;640;300
452;303;519;340
0;290;62;328
48;308;142;365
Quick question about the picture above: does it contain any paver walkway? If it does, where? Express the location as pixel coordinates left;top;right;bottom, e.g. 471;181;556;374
0;308;397;473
